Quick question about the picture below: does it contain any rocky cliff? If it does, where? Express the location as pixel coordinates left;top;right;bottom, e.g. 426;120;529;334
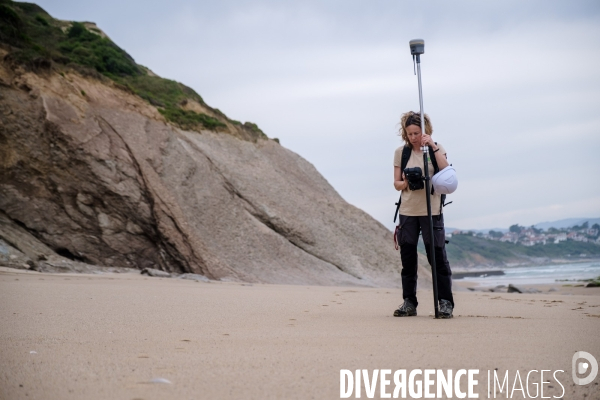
0;2;431;287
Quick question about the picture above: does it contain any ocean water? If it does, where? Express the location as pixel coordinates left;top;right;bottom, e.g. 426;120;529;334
458;261;600;287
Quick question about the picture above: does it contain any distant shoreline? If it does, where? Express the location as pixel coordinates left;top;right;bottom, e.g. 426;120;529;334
452;257;600;272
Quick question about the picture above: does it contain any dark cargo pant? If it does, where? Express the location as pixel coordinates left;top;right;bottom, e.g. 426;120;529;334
396;214;454;308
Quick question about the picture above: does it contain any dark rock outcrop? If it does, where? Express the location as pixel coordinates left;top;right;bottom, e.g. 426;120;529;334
507;284;522;293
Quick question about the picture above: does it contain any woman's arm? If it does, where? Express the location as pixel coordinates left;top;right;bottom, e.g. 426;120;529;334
394;166;408;191
421;134;449;170
431;144;449;170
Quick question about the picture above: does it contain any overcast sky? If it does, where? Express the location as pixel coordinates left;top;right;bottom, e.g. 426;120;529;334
34;0;600;231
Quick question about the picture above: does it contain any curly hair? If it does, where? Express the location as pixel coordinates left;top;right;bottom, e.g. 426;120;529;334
399;111;433;145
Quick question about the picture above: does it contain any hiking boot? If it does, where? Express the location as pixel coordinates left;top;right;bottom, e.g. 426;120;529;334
393;298;417;317
439;299;453;319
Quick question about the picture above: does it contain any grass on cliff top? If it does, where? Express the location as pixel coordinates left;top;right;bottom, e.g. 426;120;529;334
0;1;265;136
118;74;225;131
0;1;137;76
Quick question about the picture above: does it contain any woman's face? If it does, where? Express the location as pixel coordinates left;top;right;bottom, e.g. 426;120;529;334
405;124;422;148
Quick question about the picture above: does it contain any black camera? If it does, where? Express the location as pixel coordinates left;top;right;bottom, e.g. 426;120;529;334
404;167;424;191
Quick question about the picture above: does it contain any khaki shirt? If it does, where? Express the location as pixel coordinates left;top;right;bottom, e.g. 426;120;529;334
393;143;447;216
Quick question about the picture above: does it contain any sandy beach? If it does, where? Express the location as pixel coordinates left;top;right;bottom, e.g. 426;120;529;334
1;267;599;400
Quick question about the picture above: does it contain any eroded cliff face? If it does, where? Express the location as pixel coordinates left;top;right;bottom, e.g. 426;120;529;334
0;61;431;287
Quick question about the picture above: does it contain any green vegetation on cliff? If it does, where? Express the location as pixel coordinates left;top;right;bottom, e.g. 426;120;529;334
0;1;266;138
0;2;139;76
59;22;140;77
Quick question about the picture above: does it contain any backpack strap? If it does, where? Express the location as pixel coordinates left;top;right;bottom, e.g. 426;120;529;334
427;144;452;215
428;142;440;195
428;142;440;175
440;194;446;215
400;145;412;172
393;146;413;223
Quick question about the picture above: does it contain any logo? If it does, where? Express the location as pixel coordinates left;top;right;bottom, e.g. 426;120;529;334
572;351;598;385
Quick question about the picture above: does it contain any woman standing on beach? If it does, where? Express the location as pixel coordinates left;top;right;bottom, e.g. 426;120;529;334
393;111;455;318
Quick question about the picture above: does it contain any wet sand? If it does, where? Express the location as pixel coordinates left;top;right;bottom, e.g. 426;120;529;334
1;267;599;400
453;279;600;296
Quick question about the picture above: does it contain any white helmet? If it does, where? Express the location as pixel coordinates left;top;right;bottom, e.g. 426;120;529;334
432;166;458;194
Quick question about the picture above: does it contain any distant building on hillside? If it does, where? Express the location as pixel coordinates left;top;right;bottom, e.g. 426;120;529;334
499;232;518;244
567;232;588;242
460;223;599;247
522;228;536;238
522;236;547;246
